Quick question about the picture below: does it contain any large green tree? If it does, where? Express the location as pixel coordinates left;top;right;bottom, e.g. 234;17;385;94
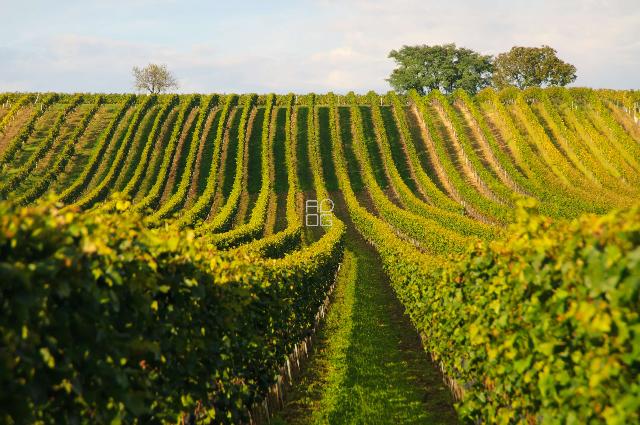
387;44;493;94
492;45;577;89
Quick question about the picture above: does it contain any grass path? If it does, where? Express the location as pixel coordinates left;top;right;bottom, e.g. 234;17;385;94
274;192;457;425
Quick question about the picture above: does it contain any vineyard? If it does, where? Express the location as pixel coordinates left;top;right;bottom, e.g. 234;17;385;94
1;87;639;424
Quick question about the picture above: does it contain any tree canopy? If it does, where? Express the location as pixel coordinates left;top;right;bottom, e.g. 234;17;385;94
133;63;178;94
492;45;577;89
387;44;493;95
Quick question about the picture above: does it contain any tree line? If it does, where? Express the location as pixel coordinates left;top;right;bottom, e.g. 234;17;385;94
131;44;576;96
387;44;577;94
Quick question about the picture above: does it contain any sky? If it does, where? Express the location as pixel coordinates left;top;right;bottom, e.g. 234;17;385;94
1;0;638;93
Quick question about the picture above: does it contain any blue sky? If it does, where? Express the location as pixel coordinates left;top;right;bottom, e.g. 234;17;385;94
1;0;638;93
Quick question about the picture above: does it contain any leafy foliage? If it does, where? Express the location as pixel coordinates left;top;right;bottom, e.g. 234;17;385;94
402;200;640;424
73;95;157;210
58;95;136;203
0;199;342;423
387;44;493;94
493;45;577;89
0;93;58;167
133;63;178;94
17;96;106;204
0;88;638;424
0;94;84;197
0;94;32;134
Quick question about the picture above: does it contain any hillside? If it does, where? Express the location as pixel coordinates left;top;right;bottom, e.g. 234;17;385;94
1;88;639;424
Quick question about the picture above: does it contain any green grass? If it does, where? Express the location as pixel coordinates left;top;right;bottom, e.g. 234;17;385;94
221;107;243;199
273;107;289;194
318;107;339;191
247;107;265;194
274;193;458;425
169;110;198;197
89;107;136;190
380;106;420;196
338;107;364;193
359;106;389;189
50;104;118;193
14;105;94;196
404;106;448;195
296;106;313;192
195;109;222;197
114;105;159;191
134;109;178;201
9;104;63;168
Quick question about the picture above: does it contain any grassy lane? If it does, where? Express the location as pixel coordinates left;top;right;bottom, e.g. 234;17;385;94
274;192;457;425
51;104;117;192
318;107;339;191
296;106;313;192
190;108;222;204
380;105;420;196
271;107;289;235
359;106;389;190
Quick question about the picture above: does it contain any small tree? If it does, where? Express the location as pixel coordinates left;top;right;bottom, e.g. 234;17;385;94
492;46;577;89
132;63;178;94
387;44;493;94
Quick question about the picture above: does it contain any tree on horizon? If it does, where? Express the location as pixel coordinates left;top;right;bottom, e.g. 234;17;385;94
387;44;493;94
133;63;178;94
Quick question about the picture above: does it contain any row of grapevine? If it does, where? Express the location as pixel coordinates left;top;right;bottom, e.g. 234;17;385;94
350;94;474;253
133;95;199;212
0;198;344;423
58;95;136;203
237;96;304;258
412;90;510;223
0;87;638;423
206;94;275;249
379;93;498;240
386;92;464;213
477;89;603;218
175;95;237;228
197;95;255;233
390;200;640;424
0;94;32;134
537;89;638;200
431;90;515;206
111;103;161;192
452;90;530;195
119;95;180;200
305;94;346;253
146;95;218;224
0;95;84;196
230;101;257;222
72;95;157;209
0;94;59;168
16;96;106;204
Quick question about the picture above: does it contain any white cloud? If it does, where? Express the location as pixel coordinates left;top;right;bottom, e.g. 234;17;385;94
0;0;638;92
311;47;361;63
